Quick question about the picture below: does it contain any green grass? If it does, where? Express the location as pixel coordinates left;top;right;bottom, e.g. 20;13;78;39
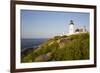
21;32;89;63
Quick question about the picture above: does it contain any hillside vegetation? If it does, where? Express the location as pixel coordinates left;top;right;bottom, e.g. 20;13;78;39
21;33;89;63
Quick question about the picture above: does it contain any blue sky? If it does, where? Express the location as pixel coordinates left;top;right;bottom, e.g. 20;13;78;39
21;10;89;38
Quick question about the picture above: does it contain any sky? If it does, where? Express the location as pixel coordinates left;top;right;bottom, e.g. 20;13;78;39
21;10;90;39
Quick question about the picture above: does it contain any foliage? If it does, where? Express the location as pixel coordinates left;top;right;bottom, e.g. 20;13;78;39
21;33;89;63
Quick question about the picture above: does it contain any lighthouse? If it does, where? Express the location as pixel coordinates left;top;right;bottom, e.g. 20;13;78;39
69;20;75;35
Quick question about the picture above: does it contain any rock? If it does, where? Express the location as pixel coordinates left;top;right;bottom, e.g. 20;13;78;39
34;52;52;62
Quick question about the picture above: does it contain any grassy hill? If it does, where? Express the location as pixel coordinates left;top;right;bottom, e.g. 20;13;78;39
21;32;89;63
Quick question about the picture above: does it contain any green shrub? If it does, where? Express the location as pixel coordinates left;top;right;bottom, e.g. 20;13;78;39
21;33;89;62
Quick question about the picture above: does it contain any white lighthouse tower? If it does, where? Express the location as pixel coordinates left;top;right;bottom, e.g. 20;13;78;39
69;20;75;35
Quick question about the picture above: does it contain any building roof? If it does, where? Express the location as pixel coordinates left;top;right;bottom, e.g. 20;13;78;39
69;20;74;25
75;29;79;32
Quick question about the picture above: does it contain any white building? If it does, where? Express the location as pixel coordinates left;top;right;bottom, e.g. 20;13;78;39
69;20;75;35
69;20;87;35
